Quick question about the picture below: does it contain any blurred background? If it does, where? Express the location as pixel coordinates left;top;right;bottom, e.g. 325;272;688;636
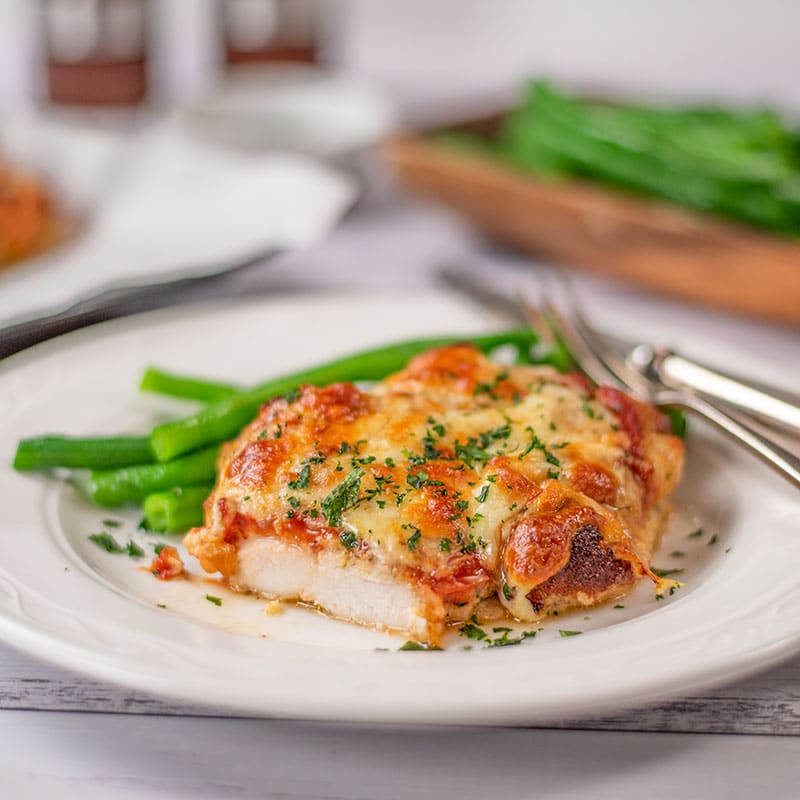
1;0;799;345
2;0;800;113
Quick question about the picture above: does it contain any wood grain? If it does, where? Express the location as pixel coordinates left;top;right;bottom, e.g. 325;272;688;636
2;644;799;735
387;134;800;326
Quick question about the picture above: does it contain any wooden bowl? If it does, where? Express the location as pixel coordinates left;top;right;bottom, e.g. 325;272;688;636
385;118;800;326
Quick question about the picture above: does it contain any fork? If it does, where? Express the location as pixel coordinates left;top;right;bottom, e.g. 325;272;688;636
519;287;800;491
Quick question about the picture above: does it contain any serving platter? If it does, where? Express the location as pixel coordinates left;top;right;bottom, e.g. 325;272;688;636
1;292;799;725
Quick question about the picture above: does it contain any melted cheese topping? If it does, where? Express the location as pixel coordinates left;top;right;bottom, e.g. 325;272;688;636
185;345;684;643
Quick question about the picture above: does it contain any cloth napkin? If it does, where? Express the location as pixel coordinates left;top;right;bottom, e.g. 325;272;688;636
0;114;357;327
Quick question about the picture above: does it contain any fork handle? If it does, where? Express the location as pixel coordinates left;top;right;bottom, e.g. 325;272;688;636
659;352;800;438
670;392;800;490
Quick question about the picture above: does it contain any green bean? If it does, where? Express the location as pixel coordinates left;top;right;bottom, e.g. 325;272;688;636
13;435;153;471
139;367;238;403
143;485;212;532
150;328;538;462
87;446;219;507
494;81;800;234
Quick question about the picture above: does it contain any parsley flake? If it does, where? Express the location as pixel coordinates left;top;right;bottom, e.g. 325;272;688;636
205;595;222;606
288;464;310;490
88;533;125;554
321;468;363;527
558;629;582;637
398;641;441;651
651;567;685;578
126;540;144;558
339;530;359;550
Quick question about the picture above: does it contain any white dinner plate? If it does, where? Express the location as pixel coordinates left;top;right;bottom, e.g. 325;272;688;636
1;292;799;725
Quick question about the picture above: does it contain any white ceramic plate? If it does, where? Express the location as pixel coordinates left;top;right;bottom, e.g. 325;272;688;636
178;65;397;157
1;292;799;725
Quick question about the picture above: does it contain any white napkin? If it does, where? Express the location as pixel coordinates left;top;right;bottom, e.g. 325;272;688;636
0;115;357;326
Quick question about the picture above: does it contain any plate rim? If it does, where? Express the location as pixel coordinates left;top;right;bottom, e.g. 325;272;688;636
2;289;799;725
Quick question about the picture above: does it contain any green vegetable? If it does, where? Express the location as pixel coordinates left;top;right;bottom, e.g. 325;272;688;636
139;367;238;403
149;328;539;462
142;485;213;533
87;446;219;507
439;79;800;235
205;594;222;606
13;435;153;471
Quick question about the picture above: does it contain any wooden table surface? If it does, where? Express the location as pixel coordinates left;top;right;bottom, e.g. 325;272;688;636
2;195;799;798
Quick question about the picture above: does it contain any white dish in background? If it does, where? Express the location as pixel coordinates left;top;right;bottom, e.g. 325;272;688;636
0;291;798;725
177;65;397;158
0;116;356;327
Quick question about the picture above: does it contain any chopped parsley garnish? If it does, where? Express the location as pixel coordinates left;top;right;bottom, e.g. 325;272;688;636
473;371;509;398
205;595;222;606
126;540;144;558
287;496;300;508
613;604;625;609
398;641;442;651
459;622;488;641
454;440;492;468
707;534;718;546
669;550;686;558
651;567;684;578
384;457;395;467
479;425;511;447
102;518;122;529
459;620;537;647
488;629;537;648
288;464;310;490
406;526;422;552
456;500;469;512
137;517;153;532
475;484;490;503
406;469;443;489
459;531;486;554
558;629;582;637
339;530;359;550
88;532;125;554
337;441;351;455
582;402;596;419
439;538;452;552
153;542;168;555
687;528;704;538
502;583;513;601
282;387;302;404
321;467;363;527
518;426;560;466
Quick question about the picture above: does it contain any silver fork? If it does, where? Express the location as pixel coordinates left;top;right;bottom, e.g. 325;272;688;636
519;287;800;491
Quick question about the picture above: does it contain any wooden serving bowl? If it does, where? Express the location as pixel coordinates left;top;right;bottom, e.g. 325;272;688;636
385;117;800;327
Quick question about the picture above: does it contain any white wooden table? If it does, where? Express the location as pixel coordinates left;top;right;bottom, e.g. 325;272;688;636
3;194;800;798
